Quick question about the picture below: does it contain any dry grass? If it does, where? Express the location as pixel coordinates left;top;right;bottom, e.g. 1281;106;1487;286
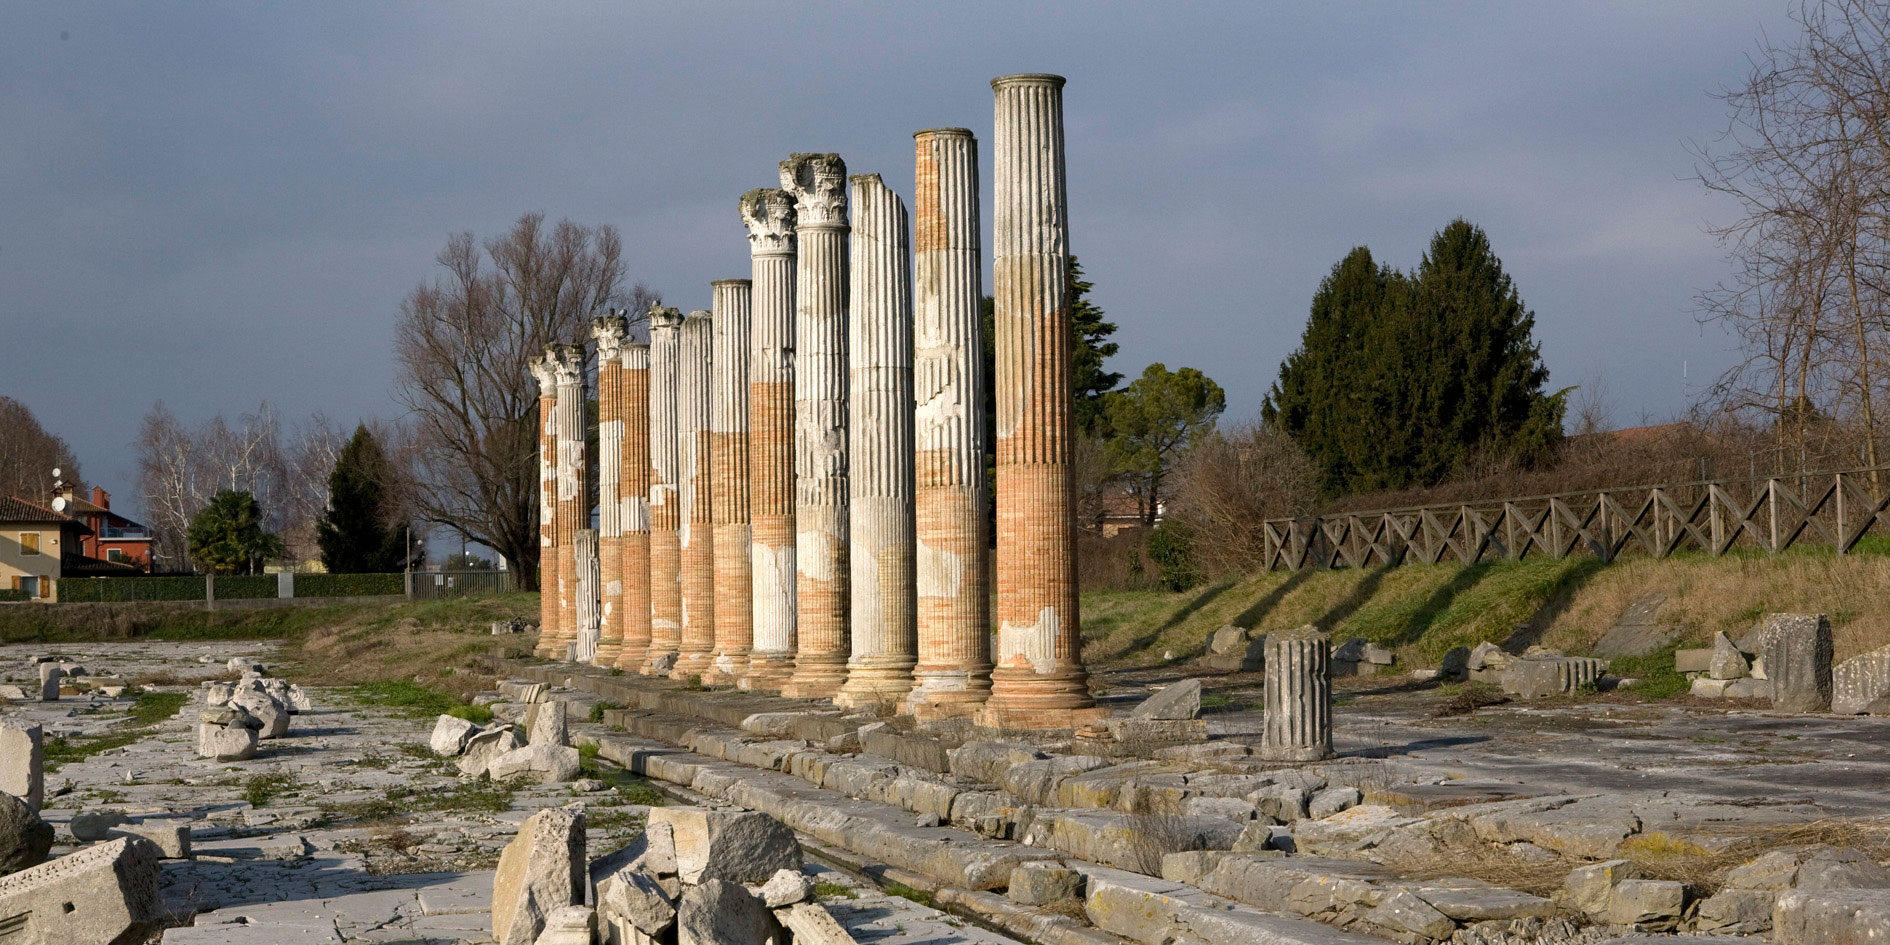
1619;820;1890;895
286;594;536;699
1378;847;1579;899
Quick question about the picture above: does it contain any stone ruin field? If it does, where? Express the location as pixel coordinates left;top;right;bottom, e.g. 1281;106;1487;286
0;629;1884;944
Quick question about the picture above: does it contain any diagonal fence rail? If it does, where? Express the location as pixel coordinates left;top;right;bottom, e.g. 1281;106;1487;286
1262;466;1890;571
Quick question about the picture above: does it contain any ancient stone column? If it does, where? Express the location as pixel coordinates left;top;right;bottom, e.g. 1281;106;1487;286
708;279;754;685
573;528;600;662
1261;626;1334;762
780;153;851;699
739;189;798;692
529;354;560;656
552;342;589;662
616;342;654;671
836;174;916;708
592;313;629;666
673;309;716;679
979;74;1100;728
645;307;685;674
905;128;992;718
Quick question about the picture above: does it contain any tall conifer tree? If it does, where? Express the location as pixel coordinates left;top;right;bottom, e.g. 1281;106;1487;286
317;425;406;573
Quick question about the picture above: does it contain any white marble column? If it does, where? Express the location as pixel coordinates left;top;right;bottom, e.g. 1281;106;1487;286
708;279;754;685
673;309;716;679
529;354;560;656
836;173;916;708
592;313;629;666
644;307;684;674
904;128;992;717
780;153;851;700
739;189;798;692
552;343;590;662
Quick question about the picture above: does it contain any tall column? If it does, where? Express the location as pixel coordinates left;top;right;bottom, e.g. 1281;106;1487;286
979;74;1101;728
780;153;851;700
574;528;600;662
552;343;589;662
592;313;629;666
836;174;916;708
529;354;560;656
1261;626;1334;762
673;309;716;679
739;189;798;692
708;279;754;685
616;342;654;671
904;128;992;718
644;307;684;674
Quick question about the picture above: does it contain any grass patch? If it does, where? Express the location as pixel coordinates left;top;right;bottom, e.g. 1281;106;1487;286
813;881;857;900
128;691;190;725
43;729;147;771
1606;643;1691;700
323;779;519;823
590;701;622;723
448;703;494;725
882;881;934;908
243;772;300;807
1430;682;1509;717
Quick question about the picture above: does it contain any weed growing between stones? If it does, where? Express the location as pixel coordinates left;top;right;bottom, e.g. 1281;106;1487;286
1430;681;1510;717
813;881;857;900
129;690;191;724
243;773;300;807
590;700;622;722
44;729;145;772
883;881;934;907
321;779;520;824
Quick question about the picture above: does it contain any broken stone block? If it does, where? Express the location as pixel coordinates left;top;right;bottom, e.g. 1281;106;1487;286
1132;680;1202;720
1204;627;1265;672
947;741;1049;783
204;681;234;707
1106;719;1208;743
227;657;264;675
1309;786;1362;819
648;807;802;885
1365;887;1456;942
1674;648;1712;673
1725;678;1774;699
0;793;50;876
36;665;60;702
1833;642;1890;714
492;805;586;945
1565;858;1642;917
599;867;675;944
0;722;43;812
430;715;481;756
528;700;570;747
1709;631;1749;680
677;879;777;945
459;726;525;778
1008;862;1084;905
1694;887;1774;934
68;810;126;842
1761;613;1833;712
1469;641;1510;671
1438;646;1471;680
229;687;290;739
111;821;190;859
1606;878;1685;930
774;901;853;945
1499;656;1606;698
0;836;160;943
535;903;595;945
195;722;258;762
1689;677;1732;698
488;743;582;784
758;867;814;907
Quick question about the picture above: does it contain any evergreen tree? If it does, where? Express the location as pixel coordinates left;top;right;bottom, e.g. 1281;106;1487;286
1067;256;1123;432
1103;363;1226;526
1265;221;1564;495
188;490;284;575
317;425;407;573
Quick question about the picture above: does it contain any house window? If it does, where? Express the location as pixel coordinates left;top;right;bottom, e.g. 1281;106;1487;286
18;534;39;556
106;549;124;563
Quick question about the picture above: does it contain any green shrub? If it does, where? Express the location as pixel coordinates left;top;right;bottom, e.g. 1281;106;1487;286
292;572;404;598
0;589;27;603
1148;521;1202;592
57;576;206;603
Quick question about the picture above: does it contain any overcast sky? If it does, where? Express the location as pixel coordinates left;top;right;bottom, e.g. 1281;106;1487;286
2;2;1793;519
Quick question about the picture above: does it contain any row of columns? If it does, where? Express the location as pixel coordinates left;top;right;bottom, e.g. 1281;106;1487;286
532;74;1100;729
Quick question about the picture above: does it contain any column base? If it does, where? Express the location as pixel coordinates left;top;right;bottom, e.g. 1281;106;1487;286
780;656;848;700
901;670;993;719
640;651;679;676
1260;745;1335;763
592;643;623;668
973;664;1102;731
703;653;751;688
738;654;795;692
670;651;715;680
615;644;650;673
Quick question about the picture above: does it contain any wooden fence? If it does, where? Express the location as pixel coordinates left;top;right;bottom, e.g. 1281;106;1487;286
1261;466;1890;572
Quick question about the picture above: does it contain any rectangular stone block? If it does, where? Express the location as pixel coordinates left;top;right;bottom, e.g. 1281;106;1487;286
0;722;43;811
1675;648;1712;674
1833;642;1890;714
1762;613;1833;713
0;836;162;945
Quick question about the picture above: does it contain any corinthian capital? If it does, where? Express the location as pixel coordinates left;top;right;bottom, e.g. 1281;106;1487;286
528;353;558;398
550;343;586;387
592;310;629;360
739;188;797;256
648;305;684;333
779;152;848;229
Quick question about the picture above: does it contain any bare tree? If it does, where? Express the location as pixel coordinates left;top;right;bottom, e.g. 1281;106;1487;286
0;397;81;503
1167;421;1319;576
135;402;199;569
394;213;650;585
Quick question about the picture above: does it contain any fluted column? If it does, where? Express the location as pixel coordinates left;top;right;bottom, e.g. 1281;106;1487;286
979;74;1100;729
836;174;916;708
592;313;629;666
739;189;798;692
616;342;654;670
1262;627;1334;762
708;279;754;685
529;354;560;656
574;528;600;662
780;153;851;700
644;307;684;674
673;309;716;679
552;343;589;662
904;128;992;717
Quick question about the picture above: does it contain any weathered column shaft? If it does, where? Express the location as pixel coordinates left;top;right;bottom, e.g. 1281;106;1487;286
574;528;600;662
708;279;754;685
592;314;629;666
837;174;916;707
981;74;1098;728
906;128;991;717
552;343;590;662
673;310;717;679
780;153;851;700
645;308;684;673
530;355;560;656
616;343;654;670
740;189;798;692
1262;627;1334;762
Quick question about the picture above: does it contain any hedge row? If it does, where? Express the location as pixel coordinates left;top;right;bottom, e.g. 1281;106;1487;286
292;573;403;597
58;576;207;602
